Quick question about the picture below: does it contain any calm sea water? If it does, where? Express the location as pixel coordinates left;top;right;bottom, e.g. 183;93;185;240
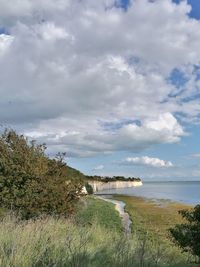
97;181;200;206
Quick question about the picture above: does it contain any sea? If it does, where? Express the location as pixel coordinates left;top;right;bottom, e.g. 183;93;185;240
97;181;200;206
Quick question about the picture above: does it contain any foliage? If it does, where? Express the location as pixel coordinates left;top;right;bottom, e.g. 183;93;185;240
85;182;93;194
0;129;85;219
170;205;200;264
86;175;141;182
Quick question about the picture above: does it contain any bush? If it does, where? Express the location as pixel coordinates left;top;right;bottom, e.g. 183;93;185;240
0;129;84;219
85;182;93;194
170;205;200;264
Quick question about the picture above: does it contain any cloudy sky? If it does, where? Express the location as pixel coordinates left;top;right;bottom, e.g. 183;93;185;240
1;0;200;180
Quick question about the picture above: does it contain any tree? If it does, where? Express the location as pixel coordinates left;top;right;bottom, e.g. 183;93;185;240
85;182;93;194
0;129;85;219
170;205;200;264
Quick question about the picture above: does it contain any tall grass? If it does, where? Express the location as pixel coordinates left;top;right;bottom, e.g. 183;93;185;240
0;214;196;267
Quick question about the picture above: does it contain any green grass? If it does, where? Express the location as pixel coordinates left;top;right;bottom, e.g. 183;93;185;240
114;195;195;265
114;195;191;237
75;196;123;232
0;196;197;267
0;208;6;218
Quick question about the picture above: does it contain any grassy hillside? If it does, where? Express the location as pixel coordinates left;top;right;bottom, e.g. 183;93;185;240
0;197;125;267
0;196;197;267
64;164;86;181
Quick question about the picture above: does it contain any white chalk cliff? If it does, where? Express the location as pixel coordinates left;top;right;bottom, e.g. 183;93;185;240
88;180;142;192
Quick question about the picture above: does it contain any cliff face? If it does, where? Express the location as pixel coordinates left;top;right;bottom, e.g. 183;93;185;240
88;180;143;192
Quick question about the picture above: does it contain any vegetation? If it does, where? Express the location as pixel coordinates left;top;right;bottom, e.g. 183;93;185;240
114;195;195;265
85;182;94;195
114;195;191;237
75;196;122;232
86;175;141;182
0;129;198;266
0;129;85;219
170;205;200;265
0;196;196;267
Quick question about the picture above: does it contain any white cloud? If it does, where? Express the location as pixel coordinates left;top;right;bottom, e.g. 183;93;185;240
118;112;184;146
25;112;184;157
93;165;104;171
123;156;173;168
0;0;200;157
190;153;200;158
0;0;69;19
0;34;13;55
36;22;70;42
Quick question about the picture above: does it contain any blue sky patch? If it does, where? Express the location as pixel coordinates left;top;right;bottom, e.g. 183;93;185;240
115;0;130;10
169;69;188;89
0;27;9;35
173;0;200;20
102;119;141;131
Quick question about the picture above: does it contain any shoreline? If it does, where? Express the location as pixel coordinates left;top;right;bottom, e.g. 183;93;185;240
95;193;193;237
95;195;132;235
95;191;196;206
112;194;192;239
95;194;193;242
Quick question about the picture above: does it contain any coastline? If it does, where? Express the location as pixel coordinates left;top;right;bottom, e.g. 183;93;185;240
96;195;132;235
95;193;193;239
91;194;195;265
89;180;142;193
112;195;192;239
95;180;200;206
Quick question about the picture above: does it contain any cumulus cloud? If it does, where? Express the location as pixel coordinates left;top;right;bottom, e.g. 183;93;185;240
122;156;173;168
25;112;184;157
0;0;200;157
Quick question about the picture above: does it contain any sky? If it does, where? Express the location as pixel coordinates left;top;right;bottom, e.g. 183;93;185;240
1;0;200;181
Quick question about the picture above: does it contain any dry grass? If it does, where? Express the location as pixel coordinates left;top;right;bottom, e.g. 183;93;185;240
0;197;196;267
114;195;192;238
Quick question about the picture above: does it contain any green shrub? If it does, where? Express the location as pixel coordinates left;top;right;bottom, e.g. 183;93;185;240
0;129;84;219
85;182;93;194
170;205;200;264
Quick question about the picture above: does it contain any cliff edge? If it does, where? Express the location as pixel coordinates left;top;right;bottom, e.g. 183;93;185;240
88;180;143;192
